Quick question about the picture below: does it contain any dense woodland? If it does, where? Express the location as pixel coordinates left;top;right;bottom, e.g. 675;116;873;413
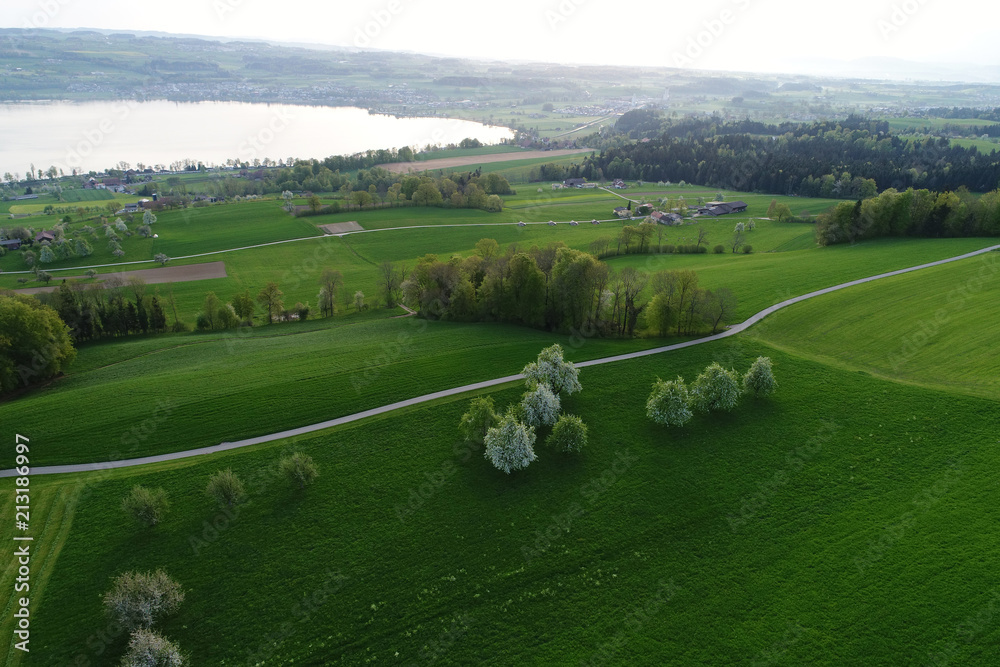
570;112;1000;195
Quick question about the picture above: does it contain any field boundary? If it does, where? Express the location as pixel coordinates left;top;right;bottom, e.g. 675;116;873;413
5;244;998;478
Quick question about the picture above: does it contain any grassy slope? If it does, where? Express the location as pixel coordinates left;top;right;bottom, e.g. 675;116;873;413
8;313;683;466
14;340;1000;666
753;251;1000;400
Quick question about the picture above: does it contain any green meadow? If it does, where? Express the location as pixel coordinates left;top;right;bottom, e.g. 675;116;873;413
2;160;999;666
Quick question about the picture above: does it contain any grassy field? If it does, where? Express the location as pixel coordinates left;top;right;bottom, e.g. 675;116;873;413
8;339;1000;665
753;251;1000;400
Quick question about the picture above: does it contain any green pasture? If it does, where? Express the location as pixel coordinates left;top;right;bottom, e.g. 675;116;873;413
753;252;1000;400
7;339;1000;666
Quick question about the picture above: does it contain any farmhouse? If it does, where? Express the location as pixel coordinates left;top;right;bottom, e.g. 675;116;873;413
563;178;586;188
702;201;749;216
651;211;683;225
613;179;627;189
35;231;55;244
0;238;22;250
614;206;630;219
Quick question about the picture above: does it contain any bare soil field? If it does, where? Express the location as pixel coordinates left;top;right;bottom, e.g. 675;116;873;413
318;221;365;235
12;261;228;294
379;149;592;174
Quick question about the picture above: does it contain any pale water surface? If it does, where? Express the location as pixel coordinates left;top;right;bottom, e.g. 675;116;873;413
0;100;514;175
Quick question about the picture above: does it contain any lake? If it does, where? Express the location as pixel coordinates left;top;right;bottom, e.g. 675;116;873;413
0;101;515;176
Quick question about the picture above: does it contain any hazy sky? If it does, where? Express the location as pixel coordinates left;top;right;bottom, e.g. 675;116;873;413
2;0;997;75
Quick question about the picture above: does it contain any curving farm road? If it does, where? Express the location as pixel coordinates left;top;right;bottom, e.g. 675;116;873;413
4;243;998;478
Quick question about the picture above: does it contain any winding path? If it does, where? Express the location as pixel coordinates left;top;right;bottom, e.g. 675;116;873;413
4;244;998;478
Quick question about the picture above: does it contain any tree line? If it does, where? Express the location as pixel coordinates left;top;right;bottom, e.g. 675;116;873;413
401;239;737;337
816;187;1000;245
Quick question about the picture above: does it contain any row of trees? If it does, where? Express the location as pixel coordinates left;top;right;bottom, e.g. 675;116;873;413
42;279;174;342
403;239;737;338
646;357;777;427
816;187;1000;245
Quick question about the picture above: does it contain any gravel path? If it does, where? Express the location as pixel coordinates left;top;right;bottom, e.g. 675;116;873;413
3;244;998;478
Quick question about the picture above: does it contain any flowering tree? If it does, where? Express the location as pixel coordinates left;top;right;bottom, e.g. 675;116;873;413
743;356;778;398
522;344;581;396
484;411;537;474
279;452;319;489
459;396;498;445
547;414;588;452
646;376;693;427
689;363;741;413
104;570;184;632
120;629;184;667
521;382;560;428
122;485;170;527
143;210;157;226
116;218;129;232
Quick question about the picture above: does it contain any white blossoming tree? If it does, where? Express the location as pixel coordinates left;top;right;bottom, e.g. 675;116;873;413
547;414;588;453
743;356;778;398
646;376;693;427
484;410;537;474
522;344;581;396
116;218;129;232
521;382;561;428
121;629;184;667
143;210;157;226
689;363;741;413
104;569;185;632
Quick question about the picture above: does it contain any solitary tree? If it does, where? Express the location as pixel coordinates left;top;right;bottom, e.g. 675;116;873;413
104;569;184;632
282;190;294;212
521;382;561;428
743;356;778;398
318;269;344;317
122;485;170;527
279;452;319;489
646;376;693;427
231;290;256;324
689;363;741;413
546;414;588;453
484;410;537;474
459;396;498;445
256;282;284;324
142;210;157;226
353;290;365;312
205;469;246;507
308;195;322;213
120;629;185;667
154;253;169;266
522;344;581;396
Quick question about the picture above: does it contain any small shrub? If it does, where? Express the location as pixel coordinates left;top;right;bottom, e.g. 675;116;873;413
280;452;319;489
547;414;588;453
206;469;246;507
742;245;753;254
713;244;725;254
122;485;169;527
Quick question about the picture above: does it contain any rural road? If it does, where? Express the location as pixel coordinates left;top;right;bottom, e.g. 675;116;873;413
3;243;998;478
